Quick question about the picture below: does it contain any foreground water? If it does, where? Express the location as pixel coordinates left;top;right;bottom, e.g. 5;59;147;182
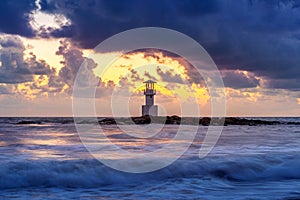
0;117;300;199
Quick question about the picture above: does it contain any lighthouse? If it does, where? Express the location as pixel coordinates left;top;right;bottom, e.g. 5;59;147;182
142;80;158;116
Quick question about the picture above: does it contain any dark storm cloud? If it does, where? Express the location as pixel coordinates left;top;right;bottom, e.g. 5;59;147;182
36;0;300;90
265;78;300;91
39;0;220;48
0;0;300;90
222;70;260;89
36;25;76;39
0;0;36;37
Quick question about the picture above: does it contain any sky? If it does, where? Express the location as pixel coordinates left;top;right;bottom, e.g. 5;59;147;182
0;0;300;116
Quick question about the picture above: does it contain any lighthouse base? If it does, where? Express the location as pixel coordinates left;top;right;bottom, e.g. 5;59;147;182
142;105;158;116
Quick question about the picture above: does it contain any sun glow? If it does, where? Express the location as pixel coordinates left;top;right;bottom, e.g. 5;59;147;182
92;51;187;83
22;37;63;71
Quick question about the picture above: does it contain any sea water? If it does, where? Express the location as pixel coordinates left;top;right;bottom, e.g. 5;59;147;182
0;117;300;199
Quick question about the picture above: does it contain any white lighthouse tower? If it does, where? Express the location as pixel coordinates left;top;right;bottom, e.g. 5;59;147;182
142;80;158;116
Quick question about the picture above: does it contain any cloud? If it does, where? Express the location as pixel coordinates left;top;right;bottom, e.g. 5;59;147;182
39;0;220;48
0;84;14;95
0;36;118;99
0;35;25;48
144;71;157;81
156;66;185;84
56;39;118;98
95;79;115;98
0;0;36;37
0;35;55;84
55;40;98;89
1;0;300;90
264;78;300;91
40;0;300;90
222;70;260;89
36;24;75;39
128;69;143;82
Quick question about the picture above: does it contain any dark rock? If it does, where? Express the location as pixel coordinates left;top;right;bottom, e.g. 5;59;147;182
199;117;211;126
223;118;280;126
98;118;116;125
287;121;300;125
165;115;181;124
132;115;151;124
97;115;299;126
16;120;42;125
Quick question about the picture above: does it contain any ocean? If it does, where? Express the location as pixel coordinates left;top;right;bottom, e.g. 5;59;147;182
0;117;300;199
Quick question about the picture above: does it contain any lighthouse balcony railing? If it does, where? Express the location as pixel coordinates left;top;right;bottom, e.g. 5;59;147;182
144;89;156;95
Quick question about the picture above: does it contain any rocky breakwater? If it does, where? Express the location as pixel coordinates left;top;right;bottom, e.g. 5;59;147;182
98;115;300;126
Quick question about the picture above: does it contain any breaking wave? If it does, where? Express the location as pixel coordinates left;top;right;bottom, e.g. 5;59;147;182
1;155;300;189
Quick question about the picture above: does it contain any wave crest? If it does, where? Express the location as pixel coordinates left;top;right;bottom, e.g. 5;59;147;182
1;156;300;189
